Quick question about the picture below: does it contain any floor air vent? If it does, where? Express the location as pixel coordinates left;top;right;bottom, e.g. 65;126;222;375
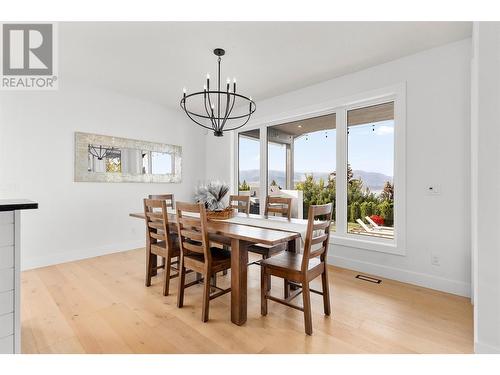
355;274;382;284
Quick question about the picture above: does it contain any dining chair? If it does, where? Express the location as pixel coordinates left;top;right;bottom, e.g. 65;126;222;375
264;196;292;219
248;196;293;288
148;194;174;209
176;202;232;322
143;198;180;296
147;194;178;278
260;203;333;335
229;195;250;213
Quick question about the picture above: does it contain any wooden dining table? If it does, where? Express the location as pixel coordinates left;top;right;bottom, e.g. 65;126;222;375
129;211;304;326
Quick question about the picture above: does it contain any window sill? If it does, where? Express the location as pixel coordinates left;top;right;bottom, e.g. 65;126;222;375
329;234;405;256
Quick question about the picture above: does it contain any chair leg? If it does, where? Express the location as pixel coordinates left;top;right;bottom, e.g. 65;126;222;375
264;254;272;291
163;254;172;296
177;255;186;308
145;245;152;287
202;271;211;322
321;268;331;316
261;266;268;316
210;274;217;293
222;246;229;275
284;279;290;299
302;280;313;335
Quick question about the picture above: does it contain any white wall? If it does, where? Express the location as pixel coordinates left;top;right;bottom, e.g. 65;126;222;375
0;83;207;269
206;39;472;297
471;22;500;354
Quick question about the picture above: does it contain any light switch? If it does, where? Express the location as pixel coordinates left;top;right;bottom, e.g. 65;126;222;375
426;185;440;195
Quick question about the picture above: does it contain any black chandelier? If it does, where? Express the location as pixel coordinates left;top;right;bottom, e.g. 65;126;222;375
180;48;256;137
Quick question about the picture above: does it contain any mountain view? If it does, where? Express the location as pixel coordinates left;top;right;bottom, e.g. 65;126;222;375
239;169;393;194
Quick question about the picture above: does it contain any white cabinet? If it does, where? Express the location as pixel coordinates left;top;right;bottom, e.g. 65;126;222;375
0;201;38;354
0;291;14;316
0;211;16;354
0;335;13;354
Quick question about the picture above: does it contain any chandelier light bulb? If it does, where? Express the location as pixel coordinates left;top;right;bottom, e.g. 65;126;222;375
206;73;210;79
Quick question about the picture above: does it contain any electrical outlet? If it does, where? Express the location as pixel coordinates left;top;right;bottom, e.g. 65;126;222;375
431;255;440;266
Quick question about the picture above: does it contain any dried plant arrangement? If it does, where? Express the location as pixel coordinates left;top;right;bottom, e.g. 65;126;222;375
194;180;230;211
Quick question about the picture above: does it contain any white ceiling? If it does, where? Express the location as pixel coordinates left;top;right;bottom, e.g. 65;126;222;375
60;22;472;109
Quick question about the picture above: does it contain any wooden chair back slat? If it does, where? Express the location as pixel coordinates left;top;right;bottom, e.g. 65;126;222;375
301;203;333;272
265;196;292;220
146;211;162;217
180;228;203;242
148;221;164;230
176;201;211;263
309;203;331;216
182;241;205;254
309;246;326;259
149;194;174;209
178;216;201;228
267;196;291;204
234;204;249;211
310;233;329;245
229;195;250;213
312;221;330;231
150;232;166;241
266;207;287;214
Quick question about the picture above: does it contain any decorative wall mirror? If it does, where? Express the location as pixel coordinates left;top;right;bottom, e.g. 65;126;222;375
75;132;182;183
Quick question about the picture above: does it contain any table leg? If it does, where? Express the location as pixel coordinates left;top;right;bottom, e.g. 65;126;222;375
287;238;299;254
231;239;249;325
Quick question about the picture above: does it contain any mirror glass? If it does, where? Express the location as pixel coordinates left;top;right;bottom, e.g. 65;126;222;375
75;132;182;183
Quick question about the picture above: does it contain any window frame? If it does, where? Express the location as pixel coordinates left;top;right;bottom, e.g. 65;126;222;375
233;83;406;255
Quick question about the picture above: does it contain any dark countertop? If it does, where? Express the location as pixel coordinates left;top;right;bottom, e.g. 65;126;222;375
0;199;38;212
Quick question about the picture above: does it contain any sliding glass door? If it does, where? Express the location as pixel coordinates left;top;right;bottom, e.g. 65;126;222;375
238;129;261;214
265;114;336;222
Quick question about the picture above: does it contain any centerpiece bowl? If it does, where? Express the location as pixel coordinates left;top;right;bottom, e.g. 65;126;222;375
206;207;236;220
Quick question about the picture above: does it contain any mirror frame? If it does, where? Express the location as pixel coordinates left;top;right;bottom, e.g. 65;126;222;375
74;132;182;183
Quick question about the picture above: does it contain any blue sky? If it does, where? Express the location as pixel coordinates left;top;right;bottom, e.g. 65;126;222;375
239;120;394;177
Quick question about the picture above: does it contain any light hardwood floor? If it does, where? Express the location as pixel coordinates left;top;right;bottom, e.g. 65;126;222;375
21;248;473;354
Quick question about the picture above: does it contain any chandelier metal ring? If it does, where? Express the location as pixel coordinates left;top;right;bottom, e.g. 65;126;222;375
180;48;256;137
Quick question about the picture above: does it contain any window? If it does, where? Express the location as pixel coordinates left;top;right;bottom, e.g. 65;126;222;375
235;86;404;253
238;129;260;214
347;102;394;239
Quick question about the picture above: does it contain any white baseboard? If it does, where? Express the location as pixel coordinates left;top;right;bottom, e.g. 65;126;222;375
328;254;471;297
21;240;145;271
475;341;500;354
